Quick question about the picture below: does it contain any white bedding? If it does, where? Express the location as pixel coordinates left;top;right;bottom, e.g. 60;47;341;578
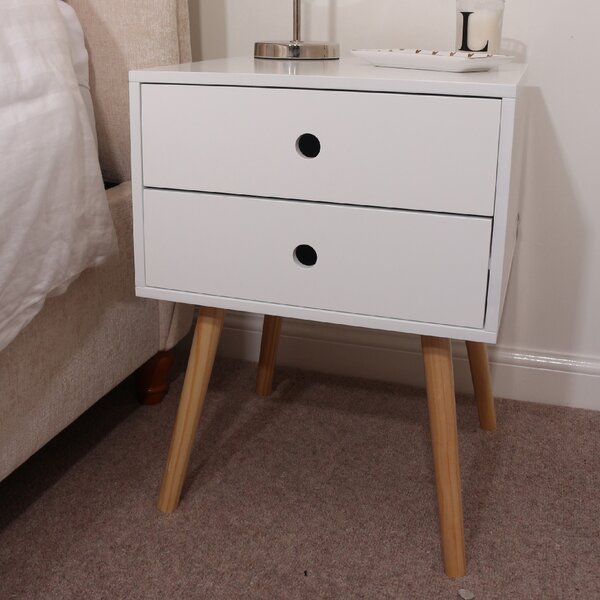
0;0;117;352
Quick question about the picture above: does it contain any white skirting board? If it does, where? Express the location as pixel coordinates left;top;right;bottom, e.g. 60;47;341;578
216;311;600;412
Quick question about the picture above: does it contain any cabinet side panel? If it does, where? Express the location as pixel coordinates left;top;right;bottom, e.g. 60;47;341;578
485;98;520;335
129;81;145;288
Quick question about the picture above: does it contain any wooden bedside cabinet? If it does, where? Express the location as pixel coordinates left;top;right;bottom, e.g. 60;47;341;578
129;58;526;577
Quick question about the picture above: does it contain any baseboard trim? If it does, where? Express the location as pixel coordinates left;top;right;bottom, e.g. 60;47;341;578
217;312;600;411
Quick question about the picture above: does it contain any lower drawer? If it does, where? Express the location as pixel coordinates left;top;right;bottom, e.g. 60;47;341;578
142;190;492;328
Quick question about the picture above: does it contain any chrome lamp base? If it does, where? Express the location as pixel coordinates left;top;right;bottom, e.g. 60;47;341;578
254;41;340;60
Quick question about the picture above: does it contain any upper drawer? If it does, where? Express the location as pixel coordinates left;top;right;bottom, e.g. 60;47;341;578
140;85;501;216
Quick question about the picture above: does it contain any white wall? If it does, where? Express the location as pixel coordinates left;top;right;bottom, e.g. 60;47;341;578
187;0;600;410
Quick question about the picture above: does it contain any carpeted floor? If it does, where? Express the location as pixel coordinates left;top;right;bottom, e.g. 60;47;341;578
1;354;599;600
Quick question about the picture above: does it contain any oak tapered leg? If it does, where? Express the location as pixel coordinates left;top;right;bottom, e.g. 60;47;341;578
256;315;282;396
465;341;496;431
158;307;225;513
421;336;466;578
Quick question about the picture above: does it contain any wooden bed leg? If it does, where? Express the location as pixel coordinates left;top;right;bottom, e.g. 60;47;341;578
465;341;497;431
256;315;282;396
158;307;225;513
136;350;175;405
421;336;467;578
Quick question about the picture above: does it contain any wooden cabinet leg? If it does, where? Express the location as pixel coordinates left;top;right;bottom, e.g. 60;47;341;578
136;350;175;405
421;336;466;578
256;315;282;396
158;307;225;513
465;341;496;431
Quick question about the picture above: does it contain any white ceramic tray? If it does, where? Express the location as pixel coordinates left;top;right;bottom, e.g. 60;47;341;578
351;49;513;73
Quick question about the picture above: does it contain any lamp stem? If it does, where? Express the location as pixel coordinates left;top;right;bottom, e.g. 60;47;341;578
293;0;301;41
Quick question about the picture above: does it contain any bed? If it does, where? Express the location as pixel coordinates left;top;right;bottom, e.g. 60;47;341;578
0;0;116;351
0;0;194;483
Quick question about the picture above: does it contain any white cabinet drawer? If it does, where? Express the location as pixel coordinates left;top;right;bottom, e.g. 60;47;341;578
142;190;492;328
141;85;501;216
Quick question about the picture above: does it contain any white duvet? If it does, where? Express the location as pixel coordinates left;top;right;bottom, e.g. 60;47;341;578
0;0;117;351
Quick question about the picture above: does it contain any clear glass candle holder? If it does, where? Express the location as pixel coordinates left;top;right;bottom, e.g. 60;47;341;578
456;0;505;55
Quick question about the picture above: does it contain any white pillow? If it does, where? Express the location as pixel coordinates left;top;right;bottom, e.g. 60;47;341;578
55;0;97;143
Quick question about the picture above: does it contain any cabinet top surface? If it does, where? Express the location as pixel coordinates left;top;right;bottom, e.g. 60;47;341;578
130;56;526;98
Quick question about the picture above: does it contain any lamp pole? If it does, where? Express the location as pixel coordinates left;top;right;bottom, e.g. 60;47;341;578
293;0;301;42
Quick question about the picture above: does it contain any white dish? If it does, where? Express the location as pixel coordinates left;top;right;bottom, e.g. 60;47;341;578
351;49;513;73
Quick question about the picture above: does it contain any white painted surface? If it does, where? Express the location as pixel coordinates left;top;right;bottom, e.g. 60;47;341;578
131;55;524;98
132;61;519;345
143;189;492;328
137;287;498;343
187;0;600;410
129;82;145;288
141;84;501;215
484;97;517;334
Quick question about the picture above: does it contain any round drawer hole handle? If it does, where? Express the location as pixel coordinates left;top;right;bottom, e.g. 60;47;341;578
296;133;321;158
293;244;318;268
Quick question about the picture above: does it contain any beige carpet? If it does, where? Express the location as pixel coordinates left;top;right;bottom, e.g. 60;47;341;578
1;354;599;599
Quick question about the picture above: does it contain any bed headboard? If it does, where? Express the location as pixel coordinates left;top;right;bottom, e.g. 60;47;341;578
67;0;192;184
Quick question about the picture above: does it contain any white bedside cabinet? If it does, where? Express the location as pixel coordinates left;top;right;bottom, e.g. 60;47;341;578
129;57;526;577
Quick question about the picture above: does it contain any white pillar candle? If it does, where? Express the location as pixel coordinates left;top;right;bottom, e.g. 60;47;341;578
456;0;505;54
